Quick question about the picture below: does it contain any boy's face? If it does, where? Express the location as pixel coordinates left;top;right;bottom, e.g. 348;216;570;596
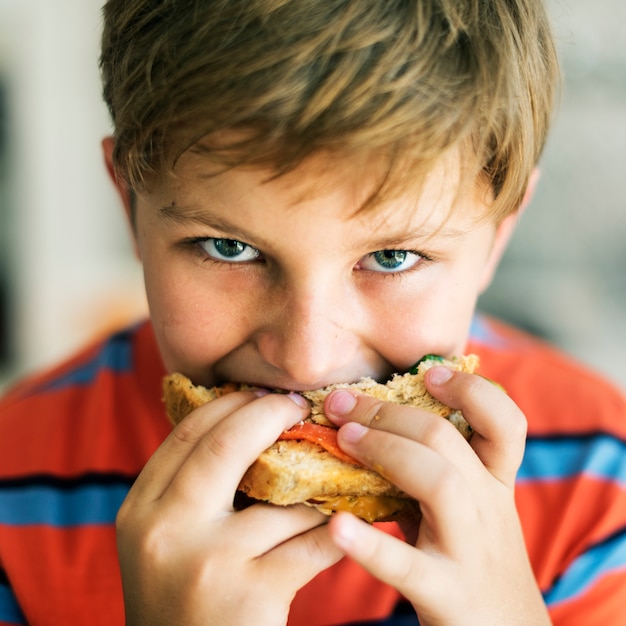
113;143;513;390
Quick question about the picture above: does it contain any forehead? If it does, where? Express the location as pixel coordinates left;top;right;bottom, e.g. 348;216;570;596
152;142;491;237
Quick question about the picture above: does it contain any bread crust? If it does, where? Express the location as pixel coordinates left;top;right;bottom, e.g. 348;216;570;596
238;440;405;504
162;355;479;522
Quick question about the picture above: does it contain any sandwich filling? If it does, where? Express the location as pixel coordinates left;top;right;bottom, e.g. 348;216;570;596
278;422;359;465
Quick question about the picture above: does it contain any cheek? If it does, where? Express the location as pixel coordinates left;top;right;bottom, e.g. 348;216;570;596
141;257;253;378
364;273;480;367
383;305;475;366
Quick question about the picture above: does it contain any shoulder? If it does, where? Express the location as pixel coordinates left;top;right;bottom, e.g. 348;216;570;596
3;322;146;402
470;317;626;617
0;323;167;622
467;314;626;439
0;321;169;477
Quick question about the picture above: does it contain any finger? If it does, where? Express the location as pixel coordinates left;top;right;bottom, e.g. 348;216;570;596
425;367;527;486
336;421;476;553
325;389;481;478
258;516;345;592
329;512;445;607
126;389;270;504
228;502;330;556
162;392;309;512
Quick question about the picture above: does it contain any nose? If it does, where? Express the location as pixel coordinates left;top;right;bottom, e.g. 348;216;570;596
254;279;359;388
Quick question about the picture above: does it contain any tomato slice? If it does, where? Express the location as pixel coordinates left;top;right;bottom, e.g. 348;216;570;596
278;422;361;465
210;386;361;465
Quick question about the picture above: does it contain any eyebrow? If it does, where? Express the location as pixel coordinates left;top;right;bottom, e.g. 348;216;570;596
367;227;466;248
160;204;255;240
361;212;469;248
160;203;468;248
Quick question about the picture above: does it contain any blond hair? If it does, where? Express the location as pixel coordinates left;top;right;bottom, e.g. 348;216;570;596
100;0;559;221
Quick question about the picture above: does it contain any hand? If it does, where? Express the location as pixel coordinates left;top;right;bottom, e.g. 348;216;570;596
116;389;344;626
324;367;550;626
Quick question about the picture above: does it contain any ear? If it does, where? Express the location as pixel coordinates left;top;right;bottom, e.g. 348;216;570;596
102;136;141;259
478;168;540;293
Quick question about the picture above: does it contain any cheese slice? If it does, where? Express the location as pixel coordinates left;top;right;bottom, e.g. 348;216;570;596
306;495;409;524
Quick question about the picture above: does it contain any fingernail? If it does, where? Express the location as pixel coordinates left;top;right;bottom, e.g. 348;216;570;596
251;388;270;398
331;511;363;549
340;421;368;443
327;390;357;416
287;392;309;408
428;366;453;385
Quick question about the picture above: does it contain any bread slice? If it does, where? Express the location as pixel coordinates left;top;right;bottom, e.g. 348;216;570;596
163;355;479;522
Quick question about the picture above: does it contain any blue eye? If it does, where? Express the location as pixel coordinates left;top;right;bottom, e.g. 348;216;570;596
359;249;422;273
199;238;260;263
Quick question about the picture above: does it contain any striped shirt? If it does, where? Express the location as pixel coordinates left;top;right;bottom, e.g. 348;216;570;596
0;317;624;625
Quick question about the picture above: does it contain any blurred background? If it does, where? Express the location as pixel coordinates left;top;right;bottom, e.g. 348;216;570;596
0;0;624;392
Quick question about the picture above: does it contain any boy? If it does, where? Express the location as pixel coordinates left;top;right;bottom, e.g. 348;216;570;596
1;0;625;624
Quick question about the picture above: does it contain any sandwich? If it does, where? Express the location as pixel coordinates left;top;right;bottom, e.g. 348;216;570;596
163;354;479;523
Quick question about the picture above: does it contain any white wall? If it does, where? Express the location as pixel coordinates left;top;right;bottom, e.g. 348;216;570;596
0;0;146;387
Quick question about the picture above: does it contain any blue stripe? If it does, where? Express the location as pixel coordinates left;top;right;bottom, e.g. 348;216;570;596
0;582;26;625
518;434;626;487
469;313;516;348
0;482;131;527
347;617;419;625
544;528;626;606
469;315;503;347
345;603;419;625
36;327;135;393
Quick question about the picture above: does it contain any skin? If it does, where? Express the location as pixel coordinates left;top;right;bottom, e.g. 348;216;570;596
104;138;550;625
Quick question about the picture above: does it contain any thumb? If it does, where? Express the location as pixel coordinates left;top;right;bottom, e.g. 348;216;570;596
259;522;345;590
425;367;527;486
